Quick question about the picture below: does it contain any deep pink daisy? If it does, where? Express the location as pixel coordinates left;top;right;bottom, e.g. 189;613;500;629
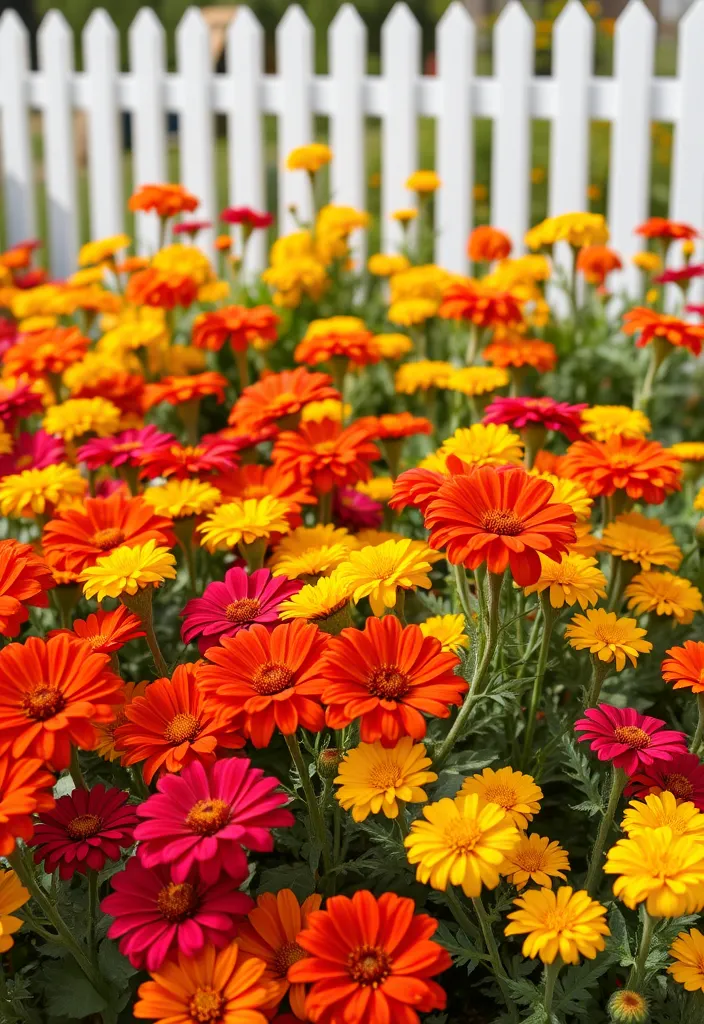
0;430;64;477
333;487;383;531
77;425;175;471
0;318;18;357
31;785;139;880
574;704;687;777
483;396;587;441
180;567;302;653
134;757;294;884
625;751;704;810
0;377;44;429
101;857;253;971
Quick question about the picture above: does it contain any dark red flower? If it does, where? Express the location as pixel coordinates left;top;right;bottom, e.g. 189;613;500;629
221;207;273;230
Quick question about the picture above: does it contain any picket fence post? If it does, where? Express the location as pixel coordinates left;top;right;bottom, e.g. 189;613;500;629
277;6;314;234
177;8;216;254
0;10;37;248
83;10;123;245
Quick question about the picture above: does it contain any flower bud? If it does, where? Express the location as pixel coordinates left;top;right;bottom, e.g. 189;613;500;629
608;989;649;1023
317;748;343;779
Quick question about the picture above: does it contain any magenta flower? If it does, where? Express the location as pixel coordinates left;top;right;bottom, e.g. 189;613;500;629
0;317;18;358
0;430;64;477
76;425;174;470
0;377;44;429
575;704;687;776
31;785;139;880
172;220;212;238
333;487;383;531
134;757;294;884
101;857;253;971
625;751;704;810
483;396;587;441
181;567;302;653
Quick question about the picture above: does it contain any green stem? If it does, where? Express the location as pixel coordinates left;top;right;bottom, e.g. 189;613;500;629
628;911;655;991
317;491;333;525
471;894;519;1024
234;346;250;390
452;563;473;624
129;766;150;802
474;564;488;628
285;733;332;877
691;692;704;754
585;766;626;895
520;596;557;771
237;537;267;572
87;869;98;960
69;747;88;791
544;958;562;1017
586;657;611;707
179;537;198;598
121;590;168;677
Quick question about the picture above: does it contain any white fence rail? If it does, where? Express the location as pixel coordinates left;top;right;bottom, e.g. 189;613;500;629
0;0;703;293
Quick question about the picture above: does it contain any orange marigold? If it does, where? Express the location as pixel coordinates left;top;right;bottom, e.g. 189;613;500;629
272;419;379;495
622;307;704;356
125;268;199;310
635;216;698;242
0;755;55;856
128;183;199;219
438;281;523;329
0;539;55;638
484;337;557;373
143;372;228;410
228;368;340;433
356;412;433;441
294;316;380;368
48;605;145;654
577;245;623;286
662;641;704;695
561;436;682;505
3;327;90;378
468;226;512;263
192;305;280;353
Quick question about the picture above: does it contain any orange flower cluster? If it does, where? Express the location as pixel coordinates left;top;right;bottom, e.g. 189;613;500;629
193;304;279;352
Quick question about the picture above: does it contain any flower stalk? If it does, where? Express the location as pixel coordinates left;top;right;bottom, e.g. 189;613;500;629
585;766;626;895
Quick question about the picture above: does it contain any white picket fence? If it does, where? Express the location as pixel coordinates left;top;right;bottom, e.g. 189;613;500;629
0;0;703;296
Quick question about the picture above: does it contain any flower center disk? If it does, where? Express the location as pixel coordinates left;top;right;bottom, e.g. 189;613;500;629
347;944;392;987
480;509;524;536
367;664;410;700
66;813;102;840
665;773;694;799
273;940;308;977
224;597;261;624
188;986;225;1023
185;798;232;835
613;726;652;750
23;684;65;721
251;661;294;695
164;712;201;745
156;881;197;922
93;527;126;550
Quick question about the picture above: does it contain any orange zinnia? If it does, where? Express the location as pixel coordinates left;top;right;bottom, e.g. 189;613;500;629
0;755;55;856
662;641;704;694
0;539;55;638
468;225;512;263
561;435;682;505
577;245;622;286
321;615;465;746
484;336;557;373
438;281;523;329
199;620;328;747
143;372;228;410
48;605;145;654
622;307;704;357
193;305;280;353
73;372;146;422
114;663;244;784
3;326;90;378
272;420;379;495
356;412;433;441
228;368;340;433
294;319;380;368
635;216;698;242
125;267;199;310
42;492;174;573
0;634;123;769
128;183;199;219
424;465;576;586
236;888;322;1018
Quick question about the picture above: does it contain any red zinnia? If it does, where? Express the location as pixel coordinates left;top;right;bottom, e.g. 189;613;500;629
576;245;622;286
483;396;586;442
134;757;294;884
138;439;241;481
561;435;682;505
288;889;451;1024
654;264;704;285
390;467;447;514
575;704;687;776
0;539;55;638
49;605;145;654
0;755;55;856
438;281;523;329
622;307;704;356
423;465;576;586
228;368;339;434
199;620;327;747
625;751;704;810
193;305;279;353
172;219;212;237
32;784;138;880
635;216;698;242
662;641;704;694
221;206;273;230
0;377;44;430
272;420;379;495
468;225;512;263
321;615;465;746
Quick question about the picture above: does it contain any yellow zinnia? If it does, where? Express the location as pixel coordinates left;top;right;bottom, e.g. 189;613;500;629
505;886;609;964
624;571;703;625
440;423;523;468
78;233;130;267
501;833;570;891
446;366;510;397
197;497;292;554
373;333;414;361
523;552;607;610
420;613;469;653
395;360;454;394
0;870;29;953
388;297;438;326
580;405;651;442
668;928;704;992
286;142;332;173
43;397;121;441
79;540;177;602
367;255;410;277
142;479;221;519
532;471;593;521
356;477;394;503
270;543;351;581
604;826;704;916
621;792;704;841
278;571;353;629
526;212;609;250
459;766;543;830
335;537;433;616
391;208;418;223
335;738;437;822
600;512;682;571
406;170;441;193
564;608;652;671
0;463;86;518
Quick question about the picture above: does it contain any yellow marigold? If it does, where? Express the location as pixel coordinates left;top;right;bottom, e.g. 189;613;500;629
0;869;29;953
197;497;292;554
63;352;138;392
390;265;450;304
98;321;166;355
286;142;332;172
526;212;609;250
142;479;221;519
671;441;704;466
374;333;414;360
79;540;177;602
11;284;69;319
395;360;454;394
335;737;437;821
632;251;662;273
668;928;704;992
501;833;570;890
524;552;607;609
262;255;328;309
621;791;704;841
565;608;652;671
600;512;682;571
459;767;543;830
446;366;510;397
68;267;106;287
388;297;438;326
43;397;121;441
356;477;394;502
198;279;230;304
335;537;433;616
278;570;353;625
605;827;704;916
489;255;552;289
391;208;418;223
580;405;651;442
569;526;608;559
420;613;468;653
152;243;212;286
624;571;703;626
270;543;350;580
531;472;593;521
440;422;523;468
301;399;349;423
505;886;609;964
269;524;351;564
0;463;86;518
404;792;520;896
78;233;130;267
162;345;207;376
406;170;441;193
367;254;410;277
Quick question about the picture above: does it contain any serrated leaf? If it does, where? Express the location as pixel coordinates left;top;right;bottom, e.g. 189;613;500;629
41;960;109;1018
258;863;316;901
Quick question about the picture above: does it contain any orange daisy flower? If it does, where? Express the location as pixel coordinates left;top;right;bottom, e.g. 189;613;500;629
0;539;55;638
228;368;339;434
212;464;315;524
0;634;123;770
137;439;240;481
424;465;576;586
288;890;451;1024
468;226;512;263
0;755;55;856
294;317;380;368
3;327;90;379
199;620;328;748
48;605;145;654
125;267;199;310
272;420;379;495
622;307;704;357
577;245;622;286
73;373;146;422
484;336;557;373
662;641;704;694
321;615;465;746
42;492;175;573
356;412;433;442
143;372;228;410
193;305;280;353
635;216;698;242
114;663;244;784
94;680;149;762
438;281;523;329
128;183;199;219
236;888;322;1019
561;435;682;505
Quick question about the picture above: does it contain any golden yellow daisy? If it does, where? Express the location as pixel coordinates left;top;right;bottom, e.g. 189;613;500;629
459;767;543;830
607;990;649;1024
417;451;450;473
197;497;292;554
605;827;704;916
142;479;221;520
523;553;607;610
624;571;703;625
79;540;177;602
163;345;206;376
420;613;469;653
356;477;394;502
446;366;510;397
440;423;523;468
335;738;437;822
501;833;570;890
632;251;661;274
621;792;704;841
367;255;411;278
406;170;441;193
395;360;454;394
505;886;609;964
601;512;683;571
580;405;651;442
567;523;601;559
671;441;704;466
269;524;351;564
668;928;704;992
286;142;332;172
43;397;121;441
78;232;130;267
278;571;353;630
526;212;609;250
0;869;29;953
531;471;593;522
98;320;166;356
300;399;349;423
564;608;652;671
390;208;418;224
0;463;86;519
270;543;351;581
63;352;137;392
404;793;520;897
388;297;438;326
373;333;414;360
335;537;433;616
347;530;444;563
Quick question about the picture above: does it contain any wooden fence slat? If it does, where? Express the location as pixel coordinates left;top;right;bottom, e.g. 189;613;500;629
277;5;314;233
83;9;123;243
0;11;37;248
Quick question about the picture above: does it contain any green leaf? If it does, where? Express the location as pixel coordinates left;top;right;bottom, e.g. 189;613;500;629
433;921;483;974
258;863;316;901
560;734;604;817
41;960;108;1019
98;939;137;989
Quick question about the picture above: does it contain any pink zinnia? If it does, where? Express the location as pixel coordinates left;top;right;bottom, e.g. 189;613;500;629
172;220;212;237
334;487;383;531
32;785;139;880
101;858;253;971
181;566;302;653
483;396;587;441
0;318;18;357
625;751;704;811
575;704;687;776
0;430;64;477
0;377;43;429
654;264;704;284
77;425;174;470
134;757;294;884
221;206;273;230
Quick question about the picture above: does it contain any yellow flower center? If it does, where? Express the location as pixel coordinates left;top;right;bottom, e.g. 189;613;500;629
113;441;140;453
664;773;695;799
93;527;126;550
346;944;391;987
156;881;197;922
164;712;201;746
188;986;225;1023
514;847;545;873
593;622;630;645
23;684;65;721
368;762;403;790
367;665;410;700
185;798;231;836
613;726;651;750
251;662;294;696
480;509;524;536
225;597;261;624
88;633;110;649
481;784;517;811
443;819;483;854
543;908;571;931
273;940;308;977
66;813;102;840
